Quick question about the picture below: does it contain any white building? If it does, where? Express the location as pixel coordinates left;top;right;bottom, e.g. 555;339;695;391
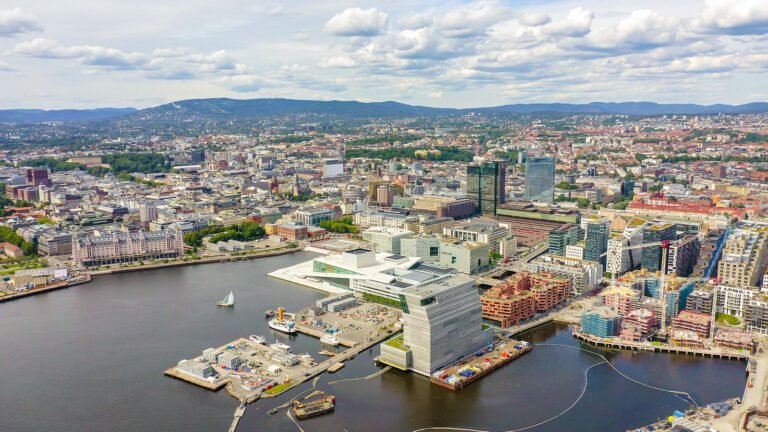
362;227;414;254
322;159;344;178
565;244;585;260
443;220;509;254
528;255;602;296
716;285;758;318
401;235;441;263
606;217;647;276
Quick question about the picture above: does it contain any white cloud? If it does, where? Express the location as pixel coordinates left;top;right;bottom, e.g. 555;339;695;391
324;8;388;36
320;56;357;68
519;13;551;27
697;0;768;34
542;7;594;37
13;38;147;69
217;74;261;92
0;8;42;37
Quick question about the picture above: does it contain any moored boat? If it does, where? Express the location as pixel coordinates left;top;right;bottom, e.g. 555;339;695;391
320;334;340;346
249;335;266;344
268;307;297;334
293;396;336;420
270;341;291;351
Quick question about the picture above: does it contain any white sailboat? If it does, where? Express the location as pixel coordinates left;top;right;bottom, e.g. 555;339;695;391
217;291;235;307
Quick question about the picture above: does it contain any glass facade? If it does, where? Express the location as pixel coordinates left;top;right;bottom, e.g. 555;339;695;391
524;156;555;204
466;161;507;216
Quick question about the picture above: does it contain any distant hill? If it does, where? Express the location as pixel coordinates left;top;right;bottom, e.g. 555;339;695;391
133;98;455;120
480;102;768;115
3;99;768;123
0;108;137;123
131;98;768;120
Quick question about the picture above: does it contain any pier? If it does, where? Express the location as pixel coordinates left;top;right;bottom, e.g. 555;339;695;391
573;331;750;360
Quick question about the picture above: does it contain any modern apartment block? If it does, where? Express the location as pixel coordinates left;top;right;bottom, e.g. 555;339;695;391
466;161;507;216
379;274;494;376
641;222;677;272
72;228;184;267
667;234;700;277
746;295;768;334
362;227;414;254
524;156;555;204
527;255;602;296
671;310;712;340
620;309;657;342
480;271;570;327
581;307;621;338
685;289;714;315
718;221;768;288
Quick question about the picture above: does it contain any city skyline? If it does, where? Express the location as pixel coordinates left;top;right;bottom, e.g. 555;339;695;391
1;0;768;109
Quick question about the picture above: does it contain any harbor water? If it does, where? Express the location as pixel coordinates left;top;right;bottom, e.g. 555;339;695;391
0;251;747;431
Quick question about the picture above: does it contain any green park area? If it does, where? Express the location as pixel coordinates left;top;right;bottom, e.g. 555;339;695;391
716;313;741;326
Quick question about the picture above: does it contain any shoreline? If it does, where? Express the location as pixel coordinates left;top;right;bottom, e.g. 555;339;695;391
0;275;92;303
88;246;302;277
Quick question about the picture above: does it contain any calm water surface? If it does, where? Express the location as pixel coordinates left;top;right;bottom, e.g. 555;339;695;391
0;251;746;432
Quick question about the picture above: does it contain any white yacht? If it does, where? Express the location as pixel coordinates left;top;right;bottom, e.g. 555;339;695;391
320;334;340;346
249;335;266;344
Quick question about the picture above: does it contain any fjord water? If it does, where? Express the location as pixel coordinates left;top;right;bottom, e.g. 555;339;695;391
0;252;746;431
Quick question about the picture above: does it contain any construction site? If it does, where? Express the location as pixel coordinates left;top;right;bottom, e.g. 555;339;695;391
430;338;533;390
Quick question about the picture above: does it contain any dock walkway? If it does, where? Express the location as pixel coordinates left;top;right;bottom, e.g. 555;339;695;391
573;331;750;360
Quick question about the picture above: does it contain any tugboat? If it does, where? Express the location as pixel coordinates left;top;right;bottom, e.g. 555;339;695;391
293;395;336;420
268;307;297;334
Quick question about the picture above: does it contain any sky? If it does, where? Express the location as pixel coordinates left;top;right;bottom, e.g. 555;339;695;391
0;0;767;109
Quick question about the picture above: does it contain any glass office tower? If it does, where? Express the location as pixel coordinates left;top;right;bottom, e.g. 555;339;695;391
524;156;555;204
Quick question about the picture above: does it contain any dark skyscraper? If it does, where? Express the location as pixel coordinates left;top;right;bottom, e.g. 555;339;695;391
584;218;610;268
524;156;555;204
642;223;677;272
466;161;507;216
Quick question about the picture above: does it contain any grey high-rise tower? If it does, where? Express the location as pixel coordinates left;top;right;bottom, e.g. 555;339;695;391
524;156;555;204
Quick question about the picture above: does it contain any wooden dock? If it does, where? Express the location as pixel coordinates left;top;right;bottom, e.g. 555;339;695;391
573;332;749;360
